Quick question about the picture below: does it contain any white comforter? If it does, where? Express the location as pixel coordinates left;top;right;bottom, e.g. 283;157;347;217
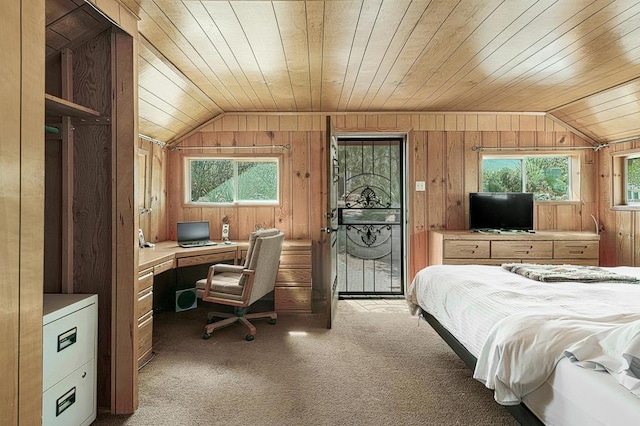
473;312;640;405
407;264;640;405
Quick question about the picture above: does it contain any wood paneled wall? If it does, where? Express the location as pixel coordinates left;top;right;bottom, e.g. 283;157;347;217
138;137;168;242
0;0;44;424
598;140;640;267
166;113;598;289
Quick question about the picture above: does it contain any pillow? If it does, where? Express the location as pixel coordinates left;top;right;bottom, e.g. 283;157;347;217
244;228;280;268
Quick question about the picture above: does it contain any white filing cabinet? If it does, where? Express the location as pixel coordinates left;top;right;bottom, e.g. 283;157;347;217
43;294;98;426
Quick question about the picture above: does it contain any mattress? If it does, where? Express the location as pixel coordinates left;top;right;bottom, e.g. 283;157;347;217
407;264;640;426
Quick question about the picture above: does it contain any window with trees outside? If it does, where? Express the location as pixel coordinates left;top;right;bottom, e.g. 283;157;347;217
625;155;640;204
185;157;279;205
481;154;576;201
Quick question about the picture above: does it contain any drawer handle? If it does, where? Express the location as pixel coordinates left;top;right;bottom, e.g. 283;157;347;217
57;327;77;352
56;387;76;417
569;251;585;255
139;271;154;281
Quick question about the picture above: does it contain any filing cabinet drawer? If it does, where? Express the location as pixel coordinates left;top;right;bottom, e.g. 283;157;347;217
137;268;154;293
492;241;552;259
444;240;490;258
554;241;599;259
42;359;96;426
43;301;97;392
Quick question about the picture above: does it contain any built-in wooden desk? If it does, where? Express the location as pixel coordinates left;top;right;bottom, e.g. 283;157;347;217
136;240;312;368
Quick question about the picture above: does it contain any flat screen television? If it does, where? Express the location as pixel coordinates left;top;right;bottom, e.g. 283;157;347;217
469;192;534;231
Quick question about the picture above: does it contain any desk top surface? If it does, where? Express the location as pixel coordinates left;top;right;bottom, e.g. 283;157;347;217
139;239;311;270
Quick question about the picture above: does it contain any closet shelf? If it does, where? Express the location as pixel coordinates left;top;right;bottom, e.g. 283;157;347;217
45;93;100;118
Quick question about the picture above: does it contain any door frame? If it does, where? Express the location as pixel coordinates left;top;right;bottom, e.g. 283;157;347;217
333;131;409;296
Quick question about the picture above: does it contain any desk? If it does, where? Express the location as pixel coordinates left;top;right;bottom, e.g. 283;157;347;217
136;240;312;368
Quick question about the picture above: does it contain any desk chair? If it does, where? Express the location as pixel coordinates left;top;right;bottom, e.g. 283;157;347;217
196;229;284;341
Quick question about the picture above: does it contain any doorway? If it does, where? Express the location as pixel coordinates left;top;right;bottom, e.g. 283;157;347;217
336;136;406;297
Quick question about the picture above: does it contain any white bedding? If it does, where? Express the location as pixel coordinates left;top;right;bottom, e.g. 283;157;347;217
407;264;640;422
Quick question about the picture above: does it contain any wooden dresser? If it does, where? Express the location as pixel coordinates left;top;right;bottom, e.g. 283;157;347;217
429;230;600;266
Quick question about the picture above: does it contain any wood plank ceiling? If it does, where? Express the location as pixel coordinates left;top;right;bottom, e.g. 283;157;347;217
54;0;640;145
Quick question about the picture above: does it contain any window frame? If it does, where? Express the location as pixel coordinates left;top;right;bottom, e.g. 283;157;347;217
183;154;281;207
612;150;640;210
479;151;581;203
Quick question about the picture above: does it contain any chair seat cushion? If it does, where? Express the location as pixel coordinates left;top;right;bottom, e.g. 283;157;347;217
196;272;244;297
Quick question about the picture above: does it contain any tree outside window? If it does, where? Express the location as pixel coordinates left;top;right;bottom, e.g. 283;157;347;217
187;157;279;204
482;155;570;201
626;156;640;203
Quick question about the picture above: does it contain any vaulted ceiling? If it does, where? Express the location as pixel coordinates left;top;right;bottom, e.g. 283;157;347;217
48;0;640;145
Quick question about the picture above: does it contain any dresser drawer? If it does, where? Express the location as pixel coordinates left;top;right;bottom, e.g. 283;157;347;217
492;241;552;259
138;312;153;368
42;358;96;426
43;302;97;392
554;241;599;259
137;268;154;293
275;287;312;312
137;286;153;319
177;250;237;267
153;258;175;275
276;268;311;284
279;253;312;267
444;240;490;258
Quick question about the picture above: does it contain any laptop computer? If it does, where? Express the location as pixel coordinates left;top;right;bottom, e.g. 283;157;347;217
177;221;217;248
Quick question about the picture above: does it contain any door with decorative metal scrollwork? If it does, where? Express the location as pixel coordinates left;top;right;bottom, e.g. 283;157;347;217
337;137;404;296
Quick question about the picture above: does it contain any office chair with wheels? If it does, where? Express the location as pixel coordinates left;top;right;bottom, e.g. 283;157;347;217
195;228;284;341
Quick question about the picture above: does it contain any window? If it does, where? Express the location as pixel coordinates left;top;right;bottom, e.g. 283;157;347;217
185;157;279;205
481;154;578;201
625;155;640;204
612;152;640;207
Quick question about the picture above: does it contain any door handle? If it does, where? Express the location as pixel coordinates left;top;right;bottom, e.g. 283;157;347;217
321;227;339;233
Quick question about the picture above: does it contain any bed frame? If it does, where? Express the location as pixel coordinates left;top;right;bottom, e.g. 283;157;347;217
421;309;545;426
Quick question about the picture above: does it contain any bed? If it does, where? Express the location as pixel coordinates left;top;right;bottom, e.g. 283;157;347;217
407;264;640;426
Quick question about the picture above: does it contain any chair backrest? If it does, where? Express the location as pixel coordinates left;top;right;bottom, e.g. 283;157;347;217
245;231;285;305
244;228;281;268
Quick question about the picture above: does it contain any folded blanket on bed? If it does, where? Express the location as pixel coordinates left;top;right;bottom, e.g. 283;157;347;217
473;312;640;405
501;263;640;283
564;320;640;397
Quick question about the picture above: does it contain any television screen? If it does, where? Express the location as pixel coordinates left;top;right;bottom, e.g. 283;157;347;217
469;192;534;231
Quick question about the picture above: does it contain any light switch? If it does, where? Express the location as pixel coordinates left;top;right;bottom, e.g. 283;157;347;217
415;181;426;191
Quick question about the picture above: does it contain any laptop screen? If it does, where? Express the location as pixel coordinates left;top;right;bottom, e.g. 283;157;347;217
177;221;210;242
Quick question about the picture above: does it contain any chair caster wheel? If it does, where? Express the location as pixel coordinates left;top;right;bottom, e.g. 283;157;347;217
203;333;211;340
269;319;276;325
246;334;254;341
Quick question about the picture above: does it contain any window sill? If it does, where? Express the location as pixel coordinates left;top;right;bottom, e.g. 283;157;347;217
611;205;640;211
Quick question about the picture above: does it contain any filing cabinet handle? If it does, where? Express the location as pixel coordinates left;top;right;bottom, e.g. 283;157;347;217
57;327;77;352
56;387;76;417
